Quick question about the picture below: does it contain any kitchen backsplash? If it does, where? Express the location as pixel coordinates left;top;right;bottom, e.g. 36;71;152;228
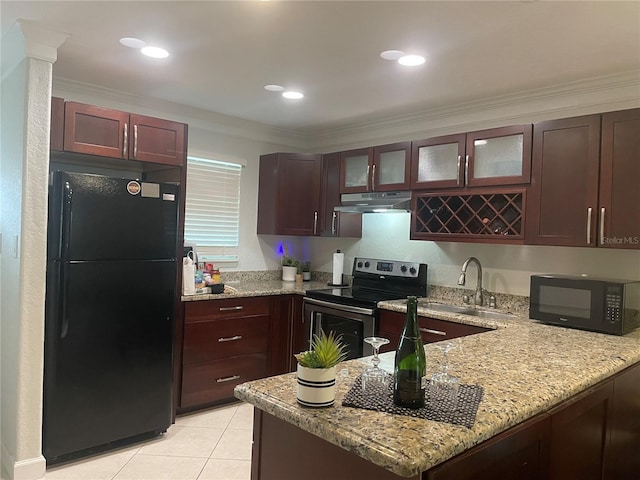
220;270;529;313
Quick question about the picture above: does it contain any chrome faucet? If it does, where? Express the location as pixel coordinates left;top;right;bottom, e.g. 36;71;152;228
457;257;484;307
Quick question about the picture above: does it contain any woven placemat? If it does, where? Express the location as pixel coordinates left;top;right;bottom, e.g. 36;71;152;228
342;374;483;428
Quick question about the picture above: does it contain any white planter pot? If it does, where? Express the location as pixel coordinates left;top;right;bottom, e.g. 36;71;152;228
282;266;297;282
296;364;336;408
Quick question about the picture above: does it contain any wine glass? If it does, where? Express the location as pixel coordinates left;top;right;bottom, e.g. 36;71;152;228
427;342;460;411
362;337;390;394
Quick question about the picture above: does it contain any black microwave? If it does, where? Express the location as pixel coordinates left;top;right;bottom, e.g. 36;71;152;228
529;275;640;335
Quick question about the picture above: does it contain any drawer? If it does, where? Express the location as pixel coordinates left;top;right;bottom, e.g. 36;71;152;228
379;310;490;344
185;296;271;324
183;314;270;364
181;354;268;408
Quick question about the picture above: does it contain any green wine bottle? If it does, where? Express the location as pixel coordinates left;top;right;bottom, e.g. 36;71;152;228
393;296;426;408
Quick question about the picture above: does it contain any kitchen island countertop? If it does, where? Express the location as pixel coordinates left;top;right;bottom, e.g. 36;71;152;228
235;301;640;477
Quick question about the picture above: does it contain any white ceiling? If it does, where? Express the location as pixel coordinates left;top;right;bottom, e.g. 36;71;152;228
2;1;639;131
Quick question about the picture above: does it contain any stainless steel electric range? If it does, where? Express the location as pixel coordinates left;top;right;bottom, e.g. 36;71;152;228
303;257;428;359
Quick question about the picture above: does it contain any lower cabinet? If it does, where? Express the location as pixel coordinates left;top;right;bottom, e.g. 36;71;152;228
180;297;272;409
425;362;639;480
378;309;490;353
426;414;550;480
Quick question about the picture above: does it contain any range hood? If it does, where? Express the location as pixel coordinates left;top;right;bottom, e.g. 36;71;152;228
334;191;411;213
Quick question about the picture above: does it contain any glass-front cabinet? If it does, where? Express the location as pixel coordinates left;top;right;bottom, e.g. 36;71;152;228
340;142;411;193
411;125;532;189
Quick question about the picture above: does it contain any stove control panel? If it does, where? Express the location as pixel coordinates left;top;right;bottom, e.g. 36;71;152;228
354;257;422;277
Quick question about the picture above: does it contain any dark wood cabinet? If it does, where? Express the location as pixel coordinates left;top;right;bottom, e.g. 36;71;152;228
320;153;362;238
598;109;640;249
50;96;64;151
62;101;186;166
426;414;550;480
548;381;613;480
378;309;490;353
257;153;322;236
411;188;526;243
527;109;639;249
605;361;640;479
340;142;411;194
181;297;272;409
411;126;532;190
526;114;601;246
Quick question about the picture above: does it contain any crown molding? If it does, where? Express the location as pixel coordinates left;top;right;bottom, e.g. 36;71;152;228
305;70;640;151
53;71;640;154
52;77;313;150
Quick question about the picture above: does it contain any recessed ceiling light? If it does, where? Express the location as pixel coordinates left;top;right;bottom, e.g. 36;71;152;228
398;54;426;66
282;91;304;100
120;37;147;49
141;46;169;58
380;50;405;61
264;84;285;92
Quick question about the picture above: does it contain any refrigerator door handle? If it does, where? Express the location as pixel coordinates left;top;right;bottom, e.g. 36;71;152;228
59;181;73;339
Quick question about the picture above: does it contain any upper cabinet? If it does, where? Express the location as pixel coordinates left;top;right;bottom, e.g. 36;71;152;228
411;125;532;190
526;108;639;249
526;114;601;246
340;141;411;193
598;109;640;250
61;101;187;166
319;153;362;238
257;153;322;236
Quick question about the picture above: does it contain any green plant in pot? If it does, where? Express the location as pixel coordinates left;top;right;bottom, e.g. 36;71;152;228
295;330;347;407
301;261;312;281
281;256;299;282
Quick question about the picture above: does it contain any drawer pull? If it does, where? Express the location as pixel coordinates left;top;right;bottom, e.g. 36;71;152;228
218;335;242;343
216;375;240;383
219;306;243;312
419;327;446;336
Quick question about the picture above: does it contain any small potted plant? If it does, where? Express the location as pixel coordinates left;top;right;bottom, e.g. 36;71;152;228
281;256;298;282
301;261;312;281
295;330;347;407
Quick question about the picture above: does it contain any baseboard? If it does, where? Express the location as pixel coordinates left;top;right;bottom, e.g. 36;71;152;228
0;444;46;480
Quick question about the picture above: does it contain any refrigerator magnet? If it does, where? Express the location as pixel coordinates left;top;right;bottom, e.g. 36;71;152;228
126;181;141;195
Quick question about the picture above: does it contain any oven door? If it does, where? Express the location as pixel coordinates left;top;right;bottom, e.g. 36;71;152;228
302;297;377;360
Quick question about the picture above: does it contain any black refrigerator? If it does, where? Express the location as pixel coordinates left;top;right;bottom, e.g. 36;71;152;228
43;171;179;463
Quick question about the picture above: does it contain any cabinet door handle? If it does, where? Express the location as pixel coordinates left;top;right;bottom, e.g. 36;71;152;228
331;212;337;235
366;164;370;190
219;306;243;312
313;211;318;235
600;207;606;245
456;155;462;185
218;335;242;343
371;164;376;191
133;124;138;158
419;327;447;336
123;123;128;157
464;155;470;185
586;207;593;244
216;375;240;383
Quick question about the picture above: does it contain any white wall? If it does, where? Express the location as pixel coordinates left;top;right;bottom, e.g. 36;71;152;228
1;21;67;480
307;213;640;297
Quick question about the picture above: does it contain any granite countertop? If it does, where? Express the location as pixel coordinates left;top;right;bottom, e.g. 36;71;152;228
181;279;329;302
234;301;640;477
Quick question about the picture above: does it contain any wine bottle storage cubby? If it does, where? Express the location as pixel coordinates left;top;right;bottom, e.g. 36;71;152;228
412;189;526;242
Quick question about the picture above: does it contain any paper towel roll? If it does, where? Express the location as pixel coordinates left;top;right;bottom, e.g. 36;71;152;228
332;251;344;285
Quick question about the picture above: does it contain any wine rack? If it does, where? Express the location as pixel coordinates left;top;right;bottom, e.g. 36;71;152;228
412;189;526;243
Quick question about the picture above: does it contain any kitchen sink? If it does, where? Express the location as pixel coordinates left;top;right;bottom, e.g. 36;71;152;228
417;301;470;314
454;309;516;320
418;301;516;320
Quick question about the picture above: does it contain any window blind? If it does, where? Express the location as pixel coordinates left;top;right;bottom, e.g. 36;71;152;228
184;156;242;263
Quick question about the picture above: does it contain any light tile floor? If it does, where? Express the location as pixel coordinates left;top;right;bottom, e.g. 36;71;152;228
44;401;253;480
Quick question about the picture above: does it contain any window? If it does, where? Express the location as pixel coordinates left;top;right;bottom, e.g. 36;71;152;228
184;156;242;264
